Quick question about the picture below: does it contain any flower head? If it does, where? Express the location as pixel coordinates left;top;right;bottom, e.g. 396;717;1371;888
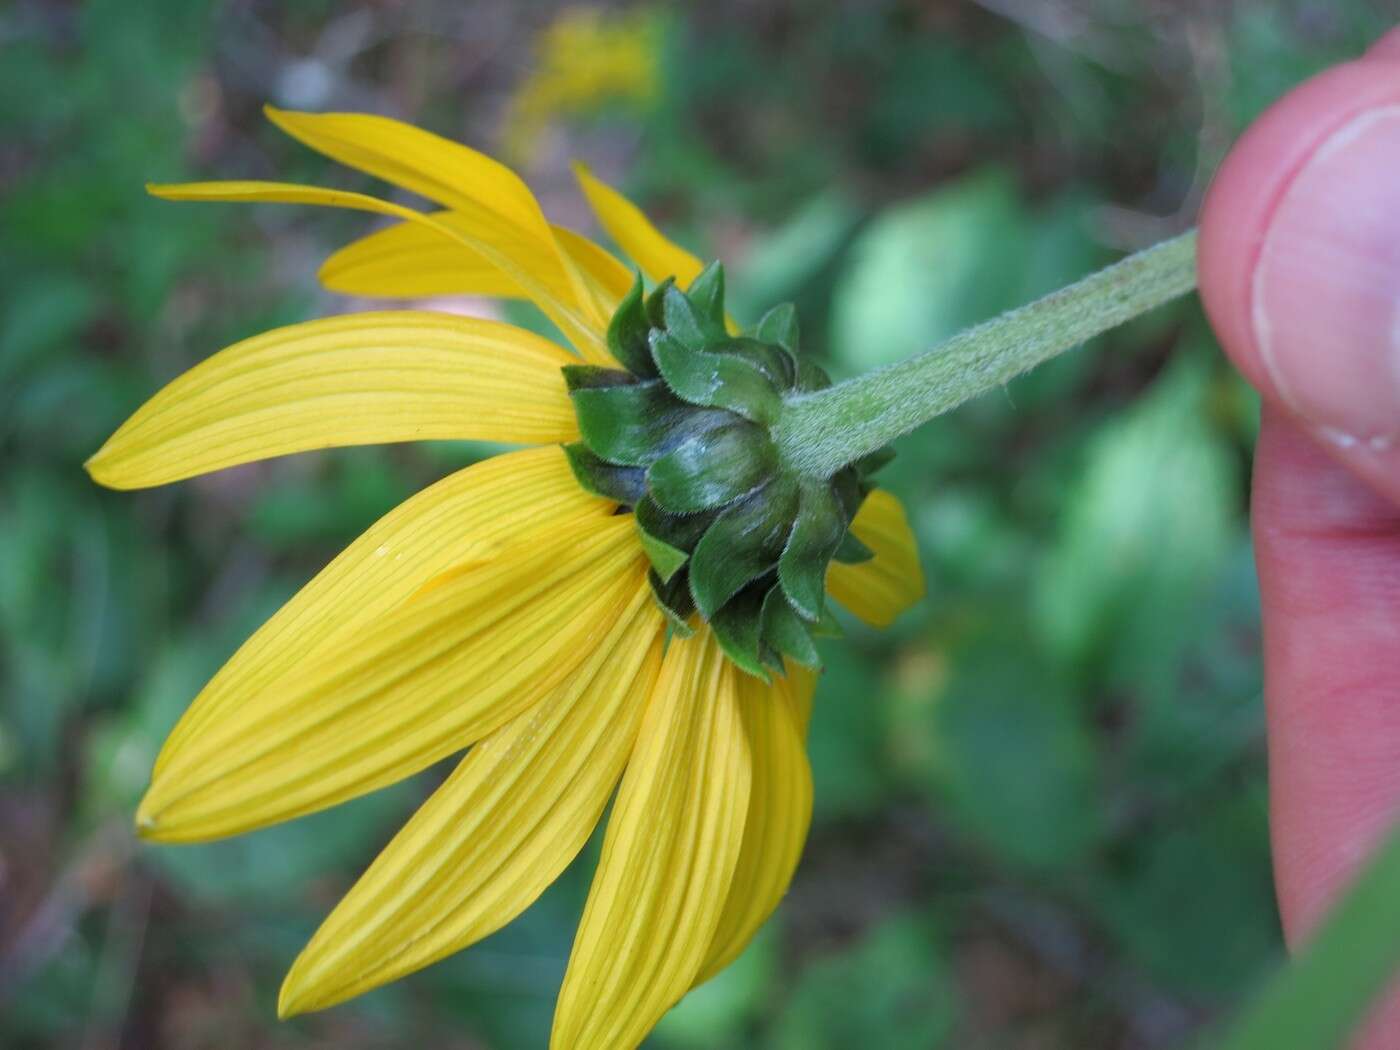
89;106;923;1048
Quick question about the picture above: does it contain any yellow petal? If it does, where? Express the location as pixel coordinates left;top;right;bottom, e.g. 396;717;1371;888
264;107;608;336
148;180;610;361
279;587;665;1017
152;446;608;775
694;671;812;984
263;106;548;244
138;506;642;843
827;489;924;628
318;213;523;298
319;213;633;312
782;663;819;737
571;161;706;289
554;224;636;309
552;630;751;1050
86;311;577;489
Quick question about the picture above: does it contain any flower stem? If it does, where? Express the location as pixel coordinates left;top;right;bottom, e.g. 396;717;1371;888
774;229;1199;478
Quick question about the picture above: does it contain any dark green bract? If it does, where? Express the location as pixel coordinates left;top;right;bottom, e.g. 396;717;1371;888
562;262;891;679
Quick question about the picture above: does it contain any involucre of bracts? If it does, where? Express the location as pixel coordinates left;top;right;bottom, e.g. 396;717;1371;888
564;262;893;678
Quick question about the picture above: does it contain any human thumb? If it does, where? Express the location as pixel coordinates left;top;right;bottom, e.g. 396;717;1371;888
1198;29;1400;504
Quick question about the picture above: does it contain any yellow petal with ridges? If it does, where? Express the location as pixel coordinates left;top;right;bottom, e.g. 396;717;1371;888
552;630;751;1050
147;180;610;361
319;212;633;312
151;445;608;774
319;213;521;298
827;489;924;628
278;587;665;1017
264;106;546;243
694;669;812;985
263;107;606;334
85;311;576;489
138;515;644;842
571;161;706;290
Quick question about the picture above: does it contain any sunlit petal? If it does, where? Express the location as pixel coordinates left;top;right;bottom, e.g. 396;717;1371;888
319;212;633;313
148;180;610;360
138;513;644;842
572;161;706;289
264;107;609;333
86;311;576;489
150;446;610;775
694;669;812;984
552;629;751;1049
279;587;665;1016
827;489;924;627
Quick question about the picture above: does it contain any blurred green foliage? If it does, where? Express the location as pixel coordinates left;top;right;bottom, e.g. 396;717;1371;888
3;2;1396;1048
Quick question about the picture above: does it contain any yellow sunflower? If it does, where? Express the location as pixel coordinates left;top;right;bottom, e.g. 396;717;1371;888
87;106;923;1049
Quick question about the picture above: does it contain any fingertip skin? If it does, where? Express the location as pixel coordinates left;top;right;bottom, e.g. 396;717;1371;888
1206;35;1400;1048
1197;48;1400;401
1368;25;1400;60
1254;411;1400;935
1253;408;1400;1048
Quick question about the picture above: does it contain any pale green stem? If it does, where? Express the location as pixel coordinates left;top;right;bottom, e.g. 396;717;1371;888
774;229;1199;477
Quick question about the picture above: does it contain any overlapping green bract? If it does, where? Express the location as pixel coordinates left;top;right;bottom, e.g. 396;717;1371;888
563;262;891;678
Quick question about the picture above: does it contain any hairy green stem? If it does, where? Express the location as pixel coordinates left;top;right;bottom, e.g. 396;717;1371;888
774;229;1199;477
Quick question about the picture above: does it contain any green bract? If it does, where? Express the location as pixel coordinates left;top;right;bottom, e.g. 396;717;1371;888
563;262;891;679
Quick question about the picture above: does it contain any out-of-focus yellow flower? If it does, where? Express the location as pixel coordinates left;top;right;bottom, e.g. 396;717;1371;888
504;6;661;164
88;106;922;1049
